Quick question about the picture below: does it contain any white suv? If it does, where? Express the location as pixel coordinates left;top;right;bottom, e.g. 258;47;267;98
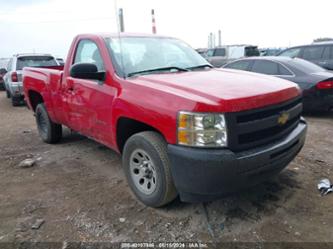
3;54;58;106
205;45;260;67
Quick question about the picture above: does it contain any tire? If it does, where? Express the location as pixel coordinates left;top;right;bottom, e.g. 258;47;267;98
6;89;10;98
11;96;20;106
122;131;177;207
35;103;62;144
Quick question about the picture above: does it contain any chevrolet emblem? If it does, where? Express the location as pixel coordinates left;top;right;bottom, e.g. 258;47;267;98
278;111;289;126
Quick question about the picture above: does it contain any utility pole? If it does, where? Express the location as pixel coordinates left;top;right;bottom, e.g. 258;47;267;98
118;8;125;32
209;32;213;48
218;30;222;47
151;9;156;34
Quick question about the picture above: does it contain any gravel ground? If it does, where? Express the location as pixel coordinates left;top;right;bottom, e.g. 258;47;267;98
0;91;332;244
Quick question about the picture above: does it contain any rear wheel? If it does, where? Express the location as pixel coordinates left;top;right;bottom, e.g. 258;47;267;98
11;96;20;106
35;103;62;143
122;131;177;207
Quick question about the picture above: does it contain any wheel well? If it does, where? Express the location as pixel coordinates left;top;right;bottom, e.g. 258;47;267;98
28;90;44;111
116;117;162;153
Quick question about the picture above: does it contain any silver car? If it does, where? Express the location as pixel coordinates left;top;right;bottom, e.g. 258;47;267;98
3;54;58;106
205;45;260;67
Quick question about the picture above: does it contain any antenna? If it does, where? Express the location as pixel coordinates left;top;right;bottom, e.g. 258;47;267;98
151;9;156;34
114;0;125;78
118;8;125;32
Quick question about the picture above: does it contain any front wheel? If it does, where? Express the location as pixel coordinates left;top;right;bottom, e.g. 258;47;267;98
122;131;177;207
35;103;62;144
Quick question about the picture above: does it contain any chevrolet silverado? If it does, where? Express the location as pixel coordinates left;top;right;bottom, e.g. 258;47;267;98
23;33;307;207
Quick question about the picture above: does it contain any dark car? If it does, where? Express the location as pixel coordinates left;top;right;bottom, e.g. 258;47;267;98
0;68;7;91
0;58;9;90
223;56;333;111
278;42;333;71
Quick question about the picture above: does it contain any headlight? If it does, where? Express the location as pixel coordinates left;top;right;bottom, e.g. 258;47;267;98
177;112;227;147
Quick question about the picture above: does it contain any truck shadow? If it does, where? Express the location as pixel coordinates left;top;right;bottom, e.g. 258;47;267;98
51;127;302;236
57;129;87;144
162;169;301;235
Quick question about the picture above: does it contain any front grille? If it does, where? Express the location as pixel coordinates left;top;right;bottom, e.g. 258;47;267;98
226;97;302;151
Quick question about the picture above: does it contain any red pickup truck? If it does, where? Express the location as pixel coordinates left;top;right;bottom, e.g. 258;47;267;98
23;33;307;207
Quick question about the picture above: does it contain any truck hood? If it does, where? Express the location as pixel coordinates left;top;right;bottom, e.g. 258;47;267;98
128;68;300;112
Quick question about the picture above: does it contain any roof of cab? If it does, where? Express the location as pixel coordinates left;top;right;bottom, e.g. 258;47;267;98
77;32;176;39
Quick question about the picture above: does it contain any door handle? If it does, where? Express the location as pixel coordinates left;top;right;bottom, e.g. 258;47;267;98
67;79;75;92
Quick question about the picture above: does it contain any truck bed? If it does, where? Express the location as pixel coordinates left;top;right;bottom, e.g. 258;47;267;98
23;66;65;123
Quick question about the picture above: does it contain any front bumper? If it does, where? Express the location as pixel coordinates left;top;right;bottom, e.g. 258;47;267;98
168;119;307;202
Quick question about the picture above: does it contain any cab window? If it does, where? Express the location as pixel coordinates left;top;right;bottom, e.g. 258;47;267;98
74;40;105;71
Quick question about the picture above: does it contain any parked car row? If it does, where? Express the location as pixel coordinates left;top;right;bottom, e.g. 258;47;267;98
195;40;333;112
223;56;333;111
278;41;333;71
199;45;260;67
199;41;333;71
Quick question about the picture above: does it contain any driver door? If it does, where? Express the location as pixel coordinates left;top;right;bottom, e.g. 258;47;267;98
64;39;115;142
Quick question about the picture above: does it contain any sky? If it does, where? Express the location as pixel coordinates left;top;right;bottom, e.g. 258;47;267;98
0;0;332;59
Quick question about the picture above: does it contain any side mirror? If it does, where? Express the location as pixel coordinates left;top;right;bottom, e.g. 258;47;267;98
70;63;105;81
0;68;7;74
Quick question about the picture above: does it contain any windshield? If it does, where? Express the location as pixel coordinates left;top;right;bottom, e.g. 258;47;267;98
105;37;209;77
16;56;58;70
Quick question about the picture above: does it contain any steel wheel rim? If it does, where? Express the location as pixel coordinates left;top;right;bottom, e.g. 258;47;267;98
129;149;157;195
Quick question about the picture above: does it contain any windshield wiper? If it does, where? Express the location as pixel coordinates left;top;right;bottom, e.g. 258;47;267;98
186;64;213;70
127;66;189;77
